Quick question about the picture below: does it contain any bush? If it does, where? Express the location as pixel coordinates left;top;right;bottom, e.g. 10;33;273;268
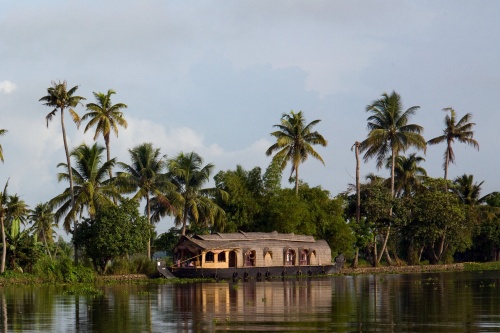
33;256;95;283
106;255;157;275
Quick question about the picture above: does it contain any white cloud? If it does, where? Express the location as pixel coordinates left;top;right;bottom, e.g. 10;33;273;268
0;80;16;94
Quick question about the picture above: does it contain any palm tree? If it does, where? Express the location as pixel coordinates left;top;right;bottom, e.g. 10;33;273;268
360;91;426;265
50;143;120;233
360;91;426;197
116;143;176;258
266;110;327;194
351;141;361;268
453;174;486;206
0;129;7;163
29;202;57;259
82;89;128;179
167;151;228;236
0;182;29;273
40;81;85;259
427;108;479;188
386;153;427;197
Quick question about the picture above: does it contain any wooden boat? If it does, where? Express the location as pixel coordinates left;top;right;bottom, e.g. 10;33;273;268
157;231;344;279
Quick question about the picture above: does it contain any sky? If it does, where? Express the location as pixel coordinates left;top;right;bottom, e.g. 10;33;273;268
1;1;499;236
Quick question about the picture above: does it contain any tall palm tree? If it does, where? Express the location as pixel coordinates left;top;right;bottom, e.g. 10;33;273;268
116;143;176;258
167;151;228;236
427;108;479;187
360;91;426;197
82;89;128;179
386;153;427;197
40;81;85;259
29;202;57;258
50;143;120;233
351;141;361;268
0;129;7;163
360;91;426;264
266;110;327;194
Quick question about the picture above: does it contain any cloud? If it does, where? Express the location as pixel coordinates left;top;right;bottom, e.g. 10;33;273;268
0;80;16;94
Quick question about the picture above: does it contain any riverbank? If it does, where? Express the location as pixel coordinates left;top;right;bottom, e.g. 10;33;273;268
339;263;465;275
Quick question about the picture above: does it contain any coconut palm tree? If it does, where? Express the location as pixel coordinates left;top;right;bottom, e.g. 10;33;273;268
29;202;57;258
351;141;362;268
386;153;427;197
360;91;426;197
427;108;479;188
360;91;426;264
116;143;176;258
266;110;327;194
50;143;120;233
40;81;85;258
82;89;128;179
0;182;29;273
0;129;7;163
167;151;228;236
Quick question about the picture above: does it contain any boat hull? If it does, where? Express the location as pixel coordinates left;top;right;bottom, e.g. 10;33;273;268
158;262;342;279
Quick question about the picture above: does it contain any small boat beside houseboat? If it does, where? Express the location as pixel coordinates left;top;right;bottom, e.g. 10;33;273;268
157;231;344;279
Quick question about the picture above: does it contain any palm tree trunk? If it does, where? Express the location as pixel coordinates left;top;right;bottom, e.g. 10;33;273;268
60;107;78;264
105;136;113;180
146;193;151;259
352;142;361;268
295;164;299;195
0;216;5;273
181;205;189;236
444;140;451;191
377;148;396;264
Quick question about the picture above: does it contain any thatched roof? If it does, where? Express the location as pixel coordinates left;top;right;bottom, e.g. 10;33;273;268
175;231;329;253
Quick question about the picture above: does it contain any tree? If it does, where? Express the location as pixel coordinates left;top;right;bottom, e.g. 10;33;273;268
360;91;426;264
116;143;176;258
73;199;149;272
0;129;7;163
266;110;327;194
0;183;29;273
410;179;469;264
386;153;427;198
351;141;361;267
50;143;120;233
82;89;128;179
167;151;228;236
40;81;85;261
214;165;263;232
28;202;57;258
427;108;479;187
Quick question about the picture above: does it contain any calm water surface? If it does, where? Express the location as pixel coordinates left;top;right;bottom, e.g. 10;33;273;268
1;270;500;332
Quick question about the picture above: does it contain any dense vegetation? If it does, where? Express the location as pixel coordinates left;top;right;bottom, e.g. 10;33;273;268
0;81;498;280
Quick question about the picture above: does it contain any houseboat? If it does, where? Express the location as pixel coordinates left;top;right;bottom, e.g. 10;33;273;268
157;231;344;279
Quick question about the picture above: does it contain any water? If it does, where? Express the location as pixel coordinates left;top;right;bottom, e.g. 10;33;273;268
2;270;500;332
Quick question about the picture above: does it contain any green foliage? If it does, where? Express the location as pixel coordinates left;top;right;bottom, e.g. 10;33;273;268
106;255;157;275
214;166;263;232
73;199;150;272
154;227;180;254
33;255;95;283
407;179;469;263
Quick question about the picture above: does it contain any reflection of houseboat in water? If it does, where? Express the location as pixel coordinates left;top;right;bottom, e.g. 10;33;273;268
157;231;344;279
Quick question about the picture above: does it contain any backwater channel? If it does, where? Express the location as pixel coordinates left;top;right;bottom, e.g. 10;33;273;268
2;270;500;332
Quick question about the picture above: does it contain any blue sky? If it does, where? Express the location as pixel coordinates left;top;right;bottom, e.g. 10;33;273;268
1;1;498;235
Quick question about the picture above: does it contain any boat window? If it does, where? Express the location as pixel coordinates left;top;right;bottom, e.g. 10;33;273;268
300;249;309;265
205;251;215;263
218;252;226;262
244;250;256;267
285;249;296;266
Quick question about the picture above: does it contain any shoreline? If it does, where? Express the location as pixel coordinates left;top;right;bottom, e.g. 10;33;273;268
338;263;465;275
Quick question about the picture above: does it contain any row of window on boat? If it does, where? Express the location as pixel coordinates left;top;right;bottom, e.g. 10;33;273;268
176;248;312;267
